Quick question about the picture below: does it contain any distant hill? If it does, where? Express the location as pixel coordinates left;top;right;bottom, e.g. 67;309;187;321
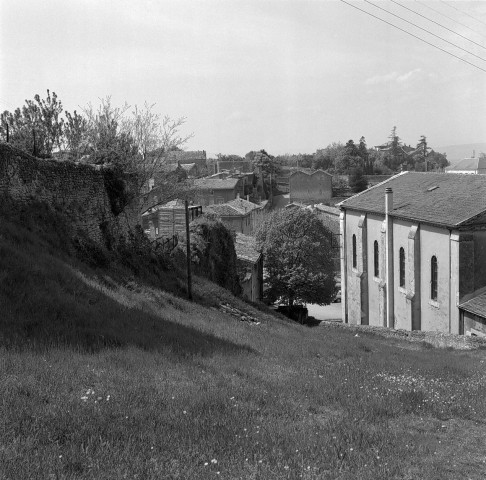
436;143;486;165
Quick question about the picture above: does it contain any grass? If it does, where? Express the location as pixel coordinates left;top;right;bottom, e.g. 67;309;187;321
1;203;486;479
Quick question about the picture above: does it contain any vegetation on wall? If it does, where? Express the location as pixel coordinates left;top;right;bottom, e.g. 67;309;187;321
177;214;241;296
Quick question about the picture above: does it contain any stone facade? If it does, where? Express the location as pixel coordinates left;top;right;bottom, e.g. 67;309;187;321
0;143;139;245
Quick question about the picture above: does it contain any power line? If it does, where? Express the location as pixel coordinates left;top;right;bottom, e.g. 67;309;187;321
440;0;486;28
364;0;486;63
339;0;486;74
390;0;486;51
415;0;485;37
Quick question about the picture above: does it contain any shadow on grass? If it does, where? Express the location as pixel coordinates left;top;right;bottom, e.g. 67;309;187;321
0;215;253;358
305;317;323;327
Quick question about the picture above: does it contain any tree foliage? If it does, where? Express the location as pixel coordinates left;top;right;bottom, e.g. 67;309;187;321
349;168;368;193
256;209;336;309
0;90;64;157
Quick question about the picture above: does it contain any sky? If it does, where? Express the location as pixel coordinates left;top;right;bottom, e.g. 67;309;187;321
1;0;486;157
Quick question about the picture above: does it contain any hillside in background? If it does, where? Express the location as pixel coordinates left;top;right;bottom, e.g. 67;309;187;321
436;143;486;165
1;195;486;479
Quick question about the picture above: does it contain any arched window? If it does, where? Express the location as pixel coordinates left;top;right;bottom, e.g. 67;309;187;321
373;240;379;277
399;247;405;287
431;256;438;301
352;234;357;269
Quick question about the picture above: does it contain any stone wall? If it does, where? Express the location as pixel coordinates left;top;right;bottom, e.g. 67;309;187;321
0;143;139;245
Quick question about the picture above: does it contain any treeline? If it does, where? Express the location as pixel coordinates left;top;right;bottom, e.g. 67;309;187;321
217;128;449;176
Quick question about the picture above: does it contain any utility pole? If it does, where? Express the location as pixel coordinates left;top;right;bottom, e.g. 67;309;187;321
184;199;193;301
5;123;9;143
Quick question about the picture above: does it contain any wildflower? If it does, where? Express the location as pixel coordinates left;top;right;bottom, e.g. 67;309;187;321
211;459;217;464
204;462;208;466
183;411;187;414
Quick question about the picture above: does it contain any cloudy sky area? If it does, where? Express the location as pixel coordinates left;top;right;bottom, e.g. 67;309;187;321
1;0;486;156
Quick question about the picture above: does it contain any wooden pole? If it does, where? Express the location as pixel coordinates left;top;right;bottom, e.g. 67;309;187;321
6;123;9;143
185;199;193;301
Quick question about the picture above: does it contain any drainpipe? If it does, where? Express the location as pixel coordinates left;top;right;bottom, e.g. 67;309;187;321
385;187;394;328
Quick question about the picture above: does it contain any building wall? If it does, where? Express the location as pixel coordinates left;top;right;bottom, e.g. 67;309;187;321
365;214;385;327
463;312;486;337
419;225;451;332
345;210;368;325
342;199;486;334
289;171;332;204
238;257;263;302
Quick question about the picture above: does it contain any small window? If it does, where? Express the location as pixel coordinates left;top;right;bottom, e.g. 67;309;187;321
399;247;405;287
373;240;379;277
431;256;438;301
352;234;357;269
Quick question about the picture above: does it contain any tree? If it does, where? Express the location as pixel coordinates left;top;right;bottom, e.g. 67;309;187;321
348;168;368;193
0;90;64;157
358;136;371;173
64;110;89;160
256;209;336;310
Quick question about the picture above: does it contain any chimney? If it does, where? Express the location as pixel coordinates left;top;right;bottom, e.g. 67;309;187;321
246;194;249;201
385;187;394;329
237;192;240;199
385;187;393;213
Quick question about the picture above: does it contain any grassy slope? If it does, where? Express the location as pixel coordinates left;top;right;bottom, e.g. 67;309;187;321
1;205;486;479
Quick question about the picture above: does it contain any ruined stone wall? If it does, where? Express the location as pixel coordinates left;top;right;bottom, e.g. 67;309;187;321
0;143;139;245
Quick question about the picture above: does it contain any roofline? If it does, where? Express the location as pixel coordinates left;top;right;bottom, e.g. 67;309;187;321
336;171;407;208
340;204;486;230
289;169;333;178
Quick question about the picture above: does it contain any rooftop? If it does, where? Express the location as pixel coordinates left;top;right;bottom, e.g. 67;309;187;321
459;292;486;318
194;177;241;190
339;171;486;228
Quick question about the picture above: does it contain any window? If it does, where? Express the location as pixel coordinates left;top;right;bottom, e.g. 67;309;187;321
431;256;438;301
373;241;379;277
399;247;405;287
352;234;357;269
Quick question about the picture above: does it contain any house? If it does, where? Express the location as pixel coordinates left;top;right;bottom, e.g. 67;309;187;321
235;233;263;302
193;177;244;206
338;172;486;335
446;157;486;175
289;170;333;204
205;196;264;235
142;199;203;239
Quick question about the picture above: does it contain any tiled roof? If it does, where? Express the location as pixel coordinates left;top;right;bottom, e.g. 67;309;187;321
162;199;186;208
226;197;261;214
194;178;240;190
180;163;196;171
459;293;486;318
205;204;243;216
235;233;261;263
315;204;340;216
339;171;486;227
446;157;486;172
